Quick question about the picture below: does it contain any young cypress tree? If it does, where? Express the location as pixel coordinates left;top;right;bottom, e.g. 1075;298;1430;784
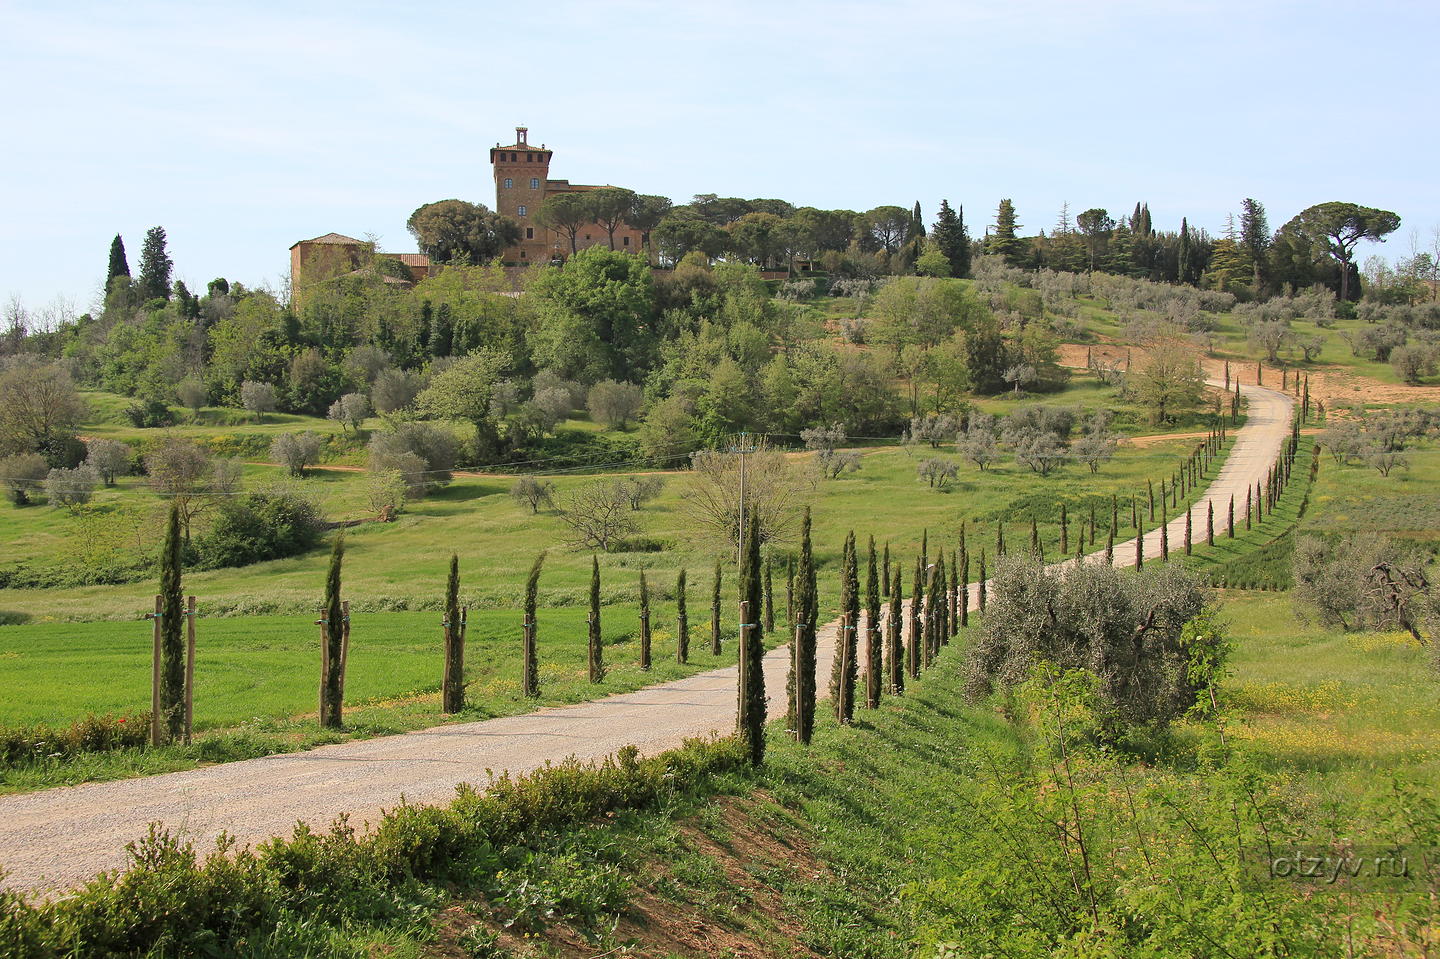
995;521;1005;557
676;568;689;664
793;508;818;744
864;536;881;708
320;534;345;729
1135;527;1144;569
977;550;987;612
588;556;603;682
106;233;130;293
1161;503;1170;561
887;567;904;695
907;554;923;678
1029;516;1040;557
442;554;465;713
1060;503;1069;555
1229;495;1237;538
1111;494;1119;535
832;531;859;724
786;556;795;627
763;555;774;633
959;532;971;627
1089;503;1098;545
1105;518;1115;565
881;542;891;598
1131;495;1138;530
710;560;723;655
921;528;929;568
157;503;185;742
523;553;543;697
923;559;940;668
638;569;652;670
1148;478;1155;521
737;513;766;765
1184;507;1193;556
1207;501;1215;547
949;548;959;639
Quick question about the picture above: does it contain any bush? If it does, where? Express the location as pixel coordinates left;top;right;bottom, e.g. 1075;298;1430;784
123;398;175;428
0;452;48;505
0;712;150;767
3;736;746;956
966;555;1222;738
367;422;459;495
44;464;99;512
194;488;322;569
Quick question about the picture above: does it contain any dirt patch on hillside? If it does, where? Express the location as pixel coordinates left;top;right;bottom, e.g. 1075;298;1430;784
1059;342;1440;408
420;794;825;959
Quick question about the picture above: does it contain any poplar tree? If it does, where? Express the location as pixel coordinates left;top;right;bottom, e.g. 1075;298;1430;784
792;508;818;744
737;513;766;765
442;554;465;713
320;535;346;729
157;503;185;742
710;561;722;655
675;568;689;664
523;553;543;696
832;531;859;724
887;568;904;695
106;233;130;293
638;569;652;670
588;556;603;682
864;536;881;708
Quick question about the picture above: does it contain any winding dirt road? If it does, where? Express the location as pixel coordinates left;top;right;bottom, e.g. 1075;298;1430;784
0;382;1294;896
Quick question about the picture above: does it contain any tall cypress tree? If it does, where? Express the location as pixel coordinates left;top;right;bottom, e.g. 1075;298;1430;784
786;557;795;627
137;226;173;301
442;554;465;713
793;508;818;744
887;567;903;695
158;503;185;742
106;234;130;293
959;527;971;628
638;569;652;670
675;568;689;664
864;536;881;709
523;553;543;697
737;513;766;765
320;534;345;729
710;561;723;655
977;550;987;612
832;532;859;724
588;556;603;682
923;559;940;668
881;542;891;597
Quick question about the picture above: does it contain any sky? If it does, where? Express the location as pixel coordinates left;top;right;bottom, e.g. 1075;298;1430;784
2;0;1436;319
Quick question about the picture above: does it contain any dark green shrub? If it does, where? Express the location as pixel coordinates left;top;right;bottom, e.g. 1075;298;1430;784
194;488;321;569
123;398;176;428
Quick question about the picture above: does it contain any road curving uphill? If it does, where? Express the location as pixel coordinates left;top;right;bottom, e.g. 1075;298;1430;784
0;381;1294;895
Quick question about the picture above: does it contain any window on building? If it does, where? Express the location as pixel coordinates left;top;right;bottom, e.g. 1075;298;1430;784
504;178;513;189
526;227;534;239
530;177;539;189
520;250;527;258
585;234;591;241
518;205;528;216
623;236;630;246
511;152;517;161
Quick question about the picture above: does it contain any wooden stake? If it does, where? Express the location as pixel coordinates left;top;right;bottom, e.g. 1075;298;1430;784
150;595;162;747
184;595;196;745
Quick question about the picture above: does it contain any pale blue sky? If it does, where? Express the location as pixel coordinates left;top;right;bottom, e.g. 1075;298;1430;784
2;0;1435;315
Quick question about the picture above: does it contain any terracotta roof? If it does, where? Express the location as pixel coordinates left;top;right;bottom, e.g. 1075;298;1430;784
290;232;364;249
391;253;431;267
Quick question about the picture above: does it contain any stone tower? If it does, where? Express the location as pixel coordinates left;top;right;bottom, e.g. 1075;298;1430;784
489;126;553;264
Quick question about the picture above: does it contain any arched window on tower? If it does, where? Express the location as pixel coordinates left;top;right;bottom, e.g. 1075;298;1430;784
504;178;513;189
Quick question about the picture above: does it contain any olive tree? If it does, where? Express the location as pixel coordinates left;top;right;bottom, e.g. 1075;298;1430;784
85;439;133;486
45;464;99;512
0;453;48;505
239;380;278;420
271;432;323;477
586;380;645;430
144;437;243;540
965;555;1222;737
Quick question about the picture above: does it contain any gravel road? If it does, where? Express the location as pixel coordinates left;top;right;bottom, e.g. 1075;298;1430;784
0;381;1293;896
